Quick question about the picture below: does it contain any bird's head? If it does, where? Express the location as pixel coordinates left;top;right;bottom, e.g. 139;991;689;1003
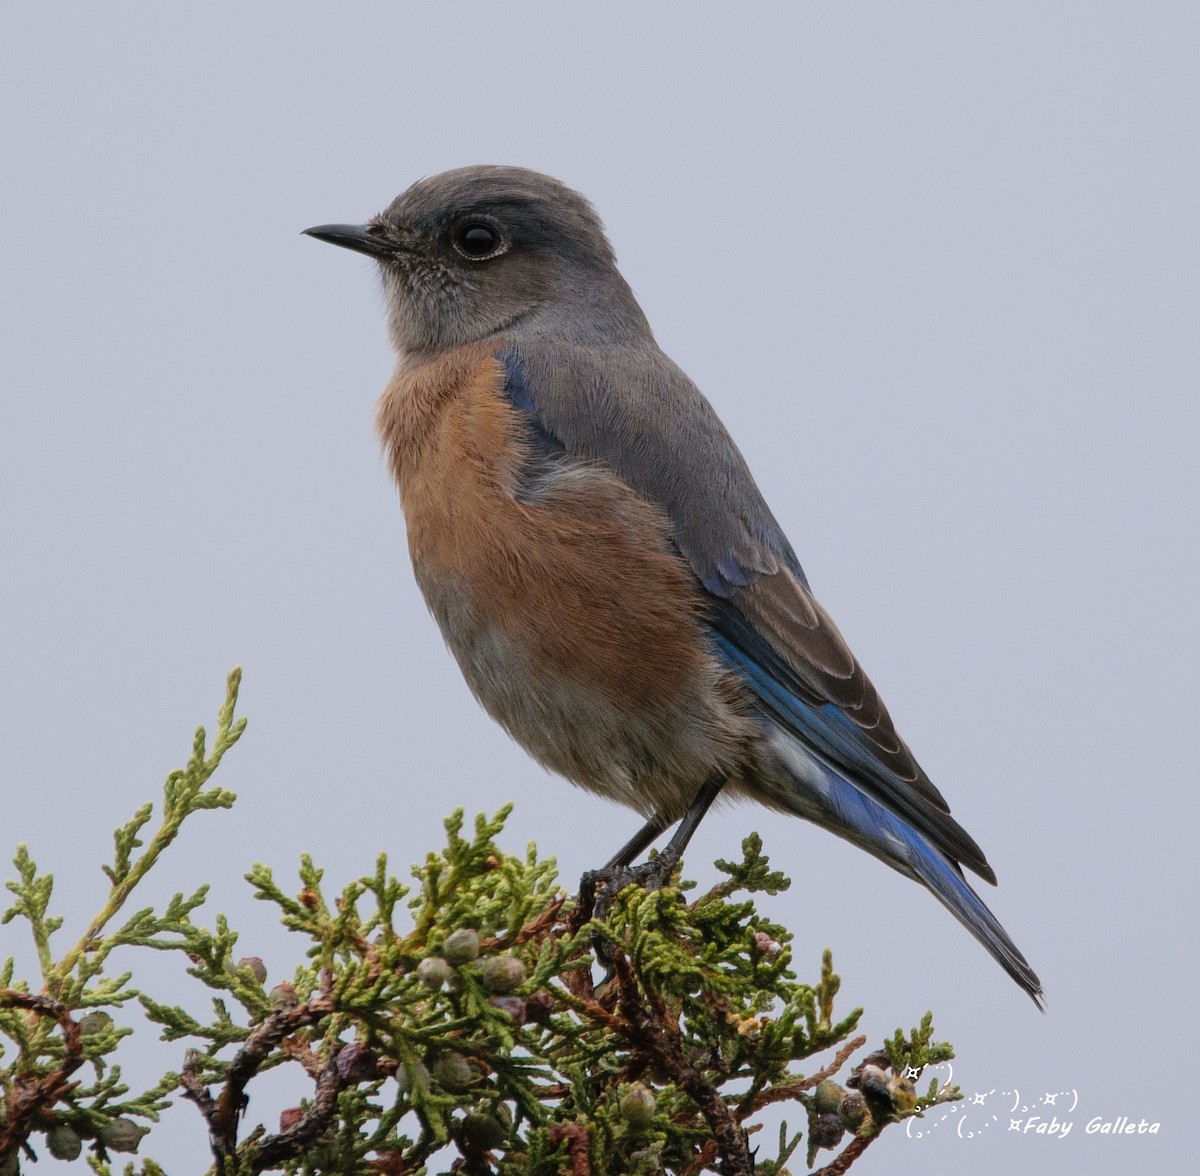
305;165;647;358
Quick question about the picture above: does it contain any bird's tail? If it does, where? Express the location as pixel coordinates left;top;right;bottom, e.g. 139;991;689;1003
766;730;1044;1007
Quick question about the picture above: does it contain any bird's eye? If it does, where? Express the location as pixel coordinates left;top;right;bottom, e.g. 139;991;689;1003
452;219;505;260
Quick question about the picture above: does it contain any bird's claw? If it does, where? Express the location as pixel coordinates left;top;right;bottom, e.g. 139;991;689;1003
583;854;678;921
580;854;681;982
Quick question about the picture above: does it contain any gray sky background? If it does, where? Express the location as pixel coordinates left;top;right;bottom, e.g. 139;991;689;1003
2;3;1196;1172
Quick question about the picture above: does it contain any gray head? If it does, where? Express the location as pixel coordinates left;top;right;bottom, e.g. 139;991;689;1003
304;165;651;358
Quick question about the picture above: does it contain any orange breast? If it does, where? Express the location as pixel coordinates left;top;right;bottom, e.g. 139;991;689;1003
376;346;713;712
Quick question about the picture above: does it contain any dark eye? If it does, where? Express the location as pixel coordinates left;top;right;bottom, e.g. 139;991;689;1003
452;219;505;260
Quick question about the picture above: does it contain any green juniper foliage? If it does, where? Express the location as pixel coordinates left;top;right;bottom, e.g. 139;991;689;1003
0;671;959;1175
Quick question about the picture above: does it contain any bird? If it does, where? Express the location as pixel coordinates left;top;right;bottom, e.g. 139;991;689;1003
304;165;1042;1005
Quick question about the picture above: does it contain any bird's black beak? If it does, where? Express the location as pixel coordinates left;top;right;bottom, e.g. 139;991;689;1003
302;223;389;258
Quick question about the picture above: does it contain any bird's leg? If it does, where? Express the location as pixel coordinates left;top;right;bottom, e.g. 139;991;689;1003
580;773;727;982
638;770;727;888
576;817;663;935
605;815;672;873
580;771;728;921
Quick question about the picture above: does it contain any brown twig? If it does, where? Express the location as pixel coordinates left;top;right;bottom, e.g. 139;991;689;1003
480;894;568;953
739;1034;869;1115
811;1132;874;1175
248;1053;344;1170
0;990;85;1155
681;1138;719;1176
610;954;752;1176
279;1032;329;1081
797;1036;870;1092
213;996;336;1150
576;996;631;1037
566;874;598;939
180;990;338;1172
561;879;602;1002
547;1122;590;1176
180;1050;216;1116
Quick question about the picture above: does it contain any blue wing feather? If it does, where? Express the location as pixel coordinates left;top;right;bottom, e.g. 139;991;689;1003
710;604;921;806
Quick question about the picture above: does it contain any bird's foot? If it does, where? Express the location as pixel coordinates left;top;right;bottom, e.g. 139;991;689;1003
582;853;680;920
579;852;682;983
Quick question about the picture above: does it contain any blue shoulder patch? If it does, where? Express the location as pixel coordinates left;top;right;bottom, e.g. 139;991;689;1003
495;345;573;501
499;346;536;413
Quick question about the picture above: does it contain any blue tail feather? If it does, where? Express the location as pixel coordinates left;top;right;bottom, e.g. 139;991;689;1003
773;732;1044;1005
712;632;1044;1005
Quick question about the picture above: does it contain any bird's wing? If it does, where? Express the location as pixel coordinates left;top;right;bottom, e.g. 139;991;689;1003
706;569;995;882
499;341;995;882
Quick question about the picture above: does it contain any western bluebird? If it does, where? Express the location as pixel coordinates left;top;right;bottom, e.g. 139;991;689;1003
305;166;1042;1004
